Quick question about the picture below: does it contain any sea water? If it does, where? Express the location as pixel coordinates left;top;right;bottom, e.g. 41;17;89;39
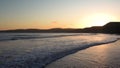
0;33;119;68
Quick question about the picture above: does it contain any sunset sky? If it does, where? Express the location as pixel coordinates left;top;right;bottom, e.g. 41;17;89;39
0;0;120;30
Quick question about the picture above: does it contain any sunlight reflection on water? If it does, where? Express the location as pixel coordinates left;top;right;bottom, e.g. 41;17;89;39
46;40;120;68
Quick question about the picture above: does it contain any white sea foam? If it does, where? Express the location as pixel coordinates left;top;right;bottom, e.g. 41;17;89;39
0;33;119;68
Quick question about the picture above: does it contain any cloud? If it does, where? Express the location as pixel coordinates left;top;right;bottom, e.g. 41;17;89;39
51;21;59;24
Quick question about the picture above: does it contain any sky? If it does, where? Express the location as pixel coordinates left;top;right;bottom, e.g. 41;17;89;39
0;0;120;30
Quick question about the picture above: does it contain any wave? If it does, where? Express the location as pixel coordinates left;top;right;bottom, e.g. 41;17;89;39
0;33;95;41
0;33;119;68
43;35;120;68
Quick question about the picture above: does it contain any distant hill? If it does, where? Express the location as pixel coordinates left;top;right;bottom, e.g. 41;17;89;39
0;22;120;34
103;22;120;34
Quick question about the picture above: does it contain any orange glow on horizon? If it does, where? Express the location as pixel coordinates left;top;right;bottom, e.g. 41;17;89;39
75;13;119;28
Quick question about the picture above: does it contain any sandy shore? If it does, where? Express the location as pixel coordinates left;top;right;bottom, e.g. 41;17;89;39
46;40;120;68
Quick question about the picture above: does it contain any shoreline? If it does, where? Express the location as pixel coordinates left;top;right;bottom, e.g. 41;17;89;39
46;40;120;68
0;33;119;68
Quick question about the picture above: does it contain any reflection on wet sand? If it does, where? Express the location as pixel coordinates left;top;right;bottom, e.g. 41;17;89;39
46;40;120;68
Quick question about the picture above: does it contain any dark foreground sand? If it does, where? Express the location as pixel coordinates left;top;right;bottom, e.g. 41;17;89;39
46;40;120;68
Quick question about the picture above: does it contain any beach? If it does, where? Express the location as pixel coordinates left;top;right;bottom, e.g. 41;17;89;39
0;33;119;68
46;40;120;68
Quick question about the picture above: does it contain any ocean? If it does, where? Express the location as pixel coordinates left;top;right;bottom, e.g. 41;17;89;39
0;33;119;68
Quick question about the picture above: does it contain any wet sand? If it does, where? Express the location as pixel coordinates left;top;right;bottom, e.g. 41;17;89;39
46;40;120;68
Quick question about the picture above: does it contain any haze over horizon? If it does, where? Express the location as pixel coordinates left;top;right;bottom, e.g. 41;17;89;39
0;0;120;30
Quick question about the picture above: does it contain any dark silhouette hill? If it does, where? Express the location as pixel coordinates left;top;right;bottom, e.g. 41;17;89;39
103;22;120;34
0;22;120;34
